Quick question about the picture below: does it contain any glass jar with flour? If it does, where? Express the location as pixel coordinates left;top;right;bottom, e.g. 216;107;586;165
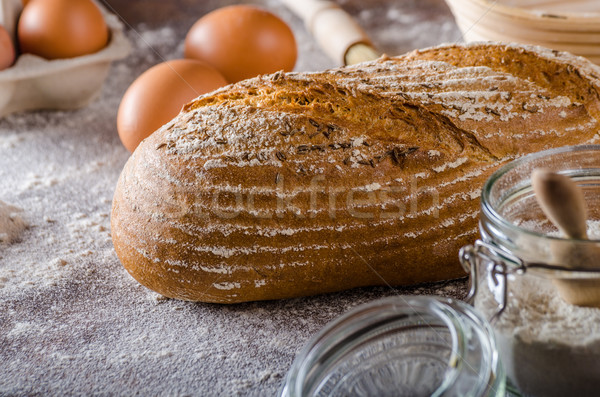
460;145;600;397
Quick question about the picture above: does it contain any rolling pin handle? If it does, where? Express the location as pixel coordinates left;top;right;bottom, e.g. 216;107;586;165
282;0;375;65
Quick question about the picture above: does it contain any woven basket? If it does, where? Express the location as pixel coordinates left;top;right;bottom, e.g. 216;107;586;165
445;0;600;64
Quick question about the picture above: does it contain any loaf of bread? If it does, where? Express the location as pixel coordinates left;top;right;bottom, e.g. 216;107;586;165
111;42;600;303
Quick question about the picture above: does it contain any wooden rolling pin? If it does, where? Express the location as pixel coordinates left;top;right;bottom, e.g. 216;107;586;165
281;0;380;65
532;169;600;307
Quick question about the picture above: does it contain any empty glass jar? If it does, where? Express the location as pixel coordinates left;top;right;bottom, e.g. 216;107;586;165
280;295;505;397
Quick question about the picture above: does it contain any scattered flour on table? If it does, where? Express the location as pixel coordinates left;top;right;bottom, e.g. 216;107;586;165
0;200;27;244
0;2;466;396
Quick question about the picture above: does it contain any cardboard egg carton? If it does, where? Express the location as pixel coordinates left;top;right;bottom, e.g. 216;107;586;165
0;0;130;117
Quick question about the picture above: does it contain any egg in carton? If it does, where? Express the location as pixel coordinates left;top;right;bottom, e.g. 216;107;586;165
0;0;130;117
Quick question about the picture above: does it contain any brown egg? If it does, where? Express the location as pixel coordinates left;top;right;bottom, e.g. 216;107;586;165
117;59;228;152
184;5;297;83
18;0;108;60
0;26;15;71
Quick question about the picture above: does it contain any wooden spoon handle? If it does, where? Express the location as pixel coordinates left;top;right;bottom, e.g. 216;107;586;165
531;169;588;239
531;169;600;306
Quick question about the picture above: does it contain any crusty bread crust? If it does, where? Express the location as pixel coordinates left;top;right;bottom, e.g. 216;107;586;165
111;42;600;303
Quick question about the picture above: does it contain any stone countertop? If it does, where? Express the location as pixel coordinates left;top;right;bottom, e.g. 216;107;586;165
0;1;467;395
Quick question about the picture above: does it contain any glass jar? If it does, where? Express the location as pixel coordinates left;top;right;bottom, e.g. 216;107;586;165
460;145;600;397
280;295;505;397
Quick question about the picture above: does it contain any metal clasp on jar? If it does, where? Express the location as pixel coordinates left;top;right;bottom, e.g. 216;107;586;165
459;240;526;323
460;239;600;322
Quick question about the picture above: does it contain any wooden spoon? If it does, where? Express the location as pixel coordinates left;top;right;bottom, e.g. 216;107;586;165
532;169;600;307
